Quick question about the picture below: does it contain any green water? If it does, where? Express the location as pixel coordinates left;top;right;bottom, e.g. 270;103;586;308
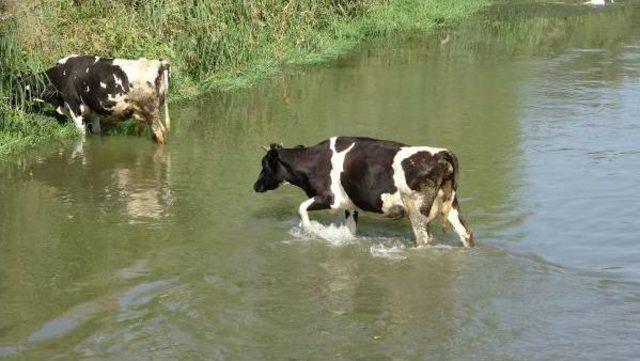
2;2;640;360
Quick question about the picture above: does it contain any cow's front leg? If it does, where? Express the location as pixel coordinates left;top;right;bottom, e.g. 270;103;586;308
89;114;101;134
65;102;86;135
344;210;358;235
150;119;166;144
298;195;332;231
138;109;166;144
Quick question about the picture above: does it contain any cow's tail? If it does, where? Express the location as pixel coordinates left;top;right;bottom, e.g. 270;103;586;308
160;61;171;131
441;150;459;191
439;150;460;228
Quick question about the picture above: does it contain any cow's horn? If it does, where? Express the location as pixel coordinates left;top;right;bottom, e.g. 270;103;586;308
261;145;269;151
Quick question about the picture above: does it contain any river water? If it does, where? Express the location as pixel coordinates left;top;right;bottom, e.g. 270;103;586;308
1;2;640;360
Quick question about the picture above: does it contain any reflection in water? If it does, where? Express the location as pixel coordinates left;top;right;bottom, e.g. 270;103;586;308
22;137;174;223
111;147;173;222
1;2;640;360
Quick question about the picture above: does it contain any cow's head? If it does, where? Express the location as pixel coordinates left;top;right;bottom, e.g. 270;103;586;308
254;143;288;193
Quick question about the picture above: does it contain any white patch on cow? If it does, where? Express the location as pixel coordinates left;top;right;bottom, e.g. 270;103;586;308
100;82;107;89
113;58;159;89
328;137;356;210
93;56;100;64
113;74;124;89
85;86;90;92
85;67;90;73
56;106;65;115
63;70;67;76
380;145;447;216
380;192;403;215
57;54;78;64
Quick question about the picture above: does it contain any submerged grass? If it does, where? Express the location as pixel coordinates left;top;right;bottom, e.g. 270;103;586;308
0;0;492;157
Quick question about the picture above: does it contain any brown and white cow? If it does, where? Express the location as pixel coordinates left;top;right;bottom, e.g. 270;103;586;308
18;55;171;143
253;136;474;248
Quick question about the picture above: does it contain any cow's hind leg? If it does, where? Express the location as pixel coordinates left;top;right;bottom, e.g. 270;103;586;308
344;210;358;235
446;196;474;248
403;187;438;248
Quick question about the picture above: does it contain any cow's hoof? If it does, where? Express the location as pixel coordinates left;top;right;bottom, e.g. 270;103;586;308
152;134;166;144
462;232;474;248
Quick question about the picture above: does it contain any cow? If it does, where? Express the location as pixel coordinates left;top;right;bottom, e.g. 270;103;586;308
16;55;171;143
253;136;474;248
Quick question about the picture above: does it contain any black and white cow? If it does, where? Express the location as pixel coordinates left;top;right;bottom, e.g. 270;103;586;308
253;136;474;247
17;55;171;143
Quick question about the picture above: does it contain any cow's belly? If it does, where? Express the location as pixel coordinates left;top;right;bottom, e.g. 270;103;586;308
330;189;357;211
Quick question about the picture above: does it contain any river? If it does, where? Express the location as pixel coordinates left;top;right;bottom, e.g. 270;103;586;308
1;2;639;360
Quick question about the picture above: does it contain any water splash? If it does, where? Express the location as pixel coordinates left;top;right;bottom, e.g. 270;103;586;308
369;241;408;260
286;221;357;246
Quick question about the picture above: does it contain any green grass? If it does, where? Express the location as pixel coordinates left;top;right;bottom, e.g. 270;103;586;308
0;0;492;157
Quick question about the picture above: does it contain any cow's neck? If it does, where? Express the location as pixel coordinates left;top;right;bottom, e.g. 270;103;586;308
279;148;316;198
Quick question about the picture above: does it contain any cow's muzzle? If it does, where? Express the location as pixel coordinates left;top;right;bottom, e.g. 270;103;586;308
254;182;266;193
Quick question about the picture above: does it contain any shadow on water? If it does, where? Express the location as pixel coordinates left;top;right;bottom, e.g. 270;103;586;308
1;1;640;360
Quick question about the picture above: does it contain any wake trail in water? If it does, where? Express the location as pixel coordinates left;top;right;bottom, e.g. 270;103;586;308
284;221;457;260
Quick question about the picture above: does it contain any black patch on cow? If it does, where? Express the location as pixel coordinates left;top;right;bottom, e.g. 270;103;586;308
335;136;355;152
338;137;403;213
18;56;131;118
401;151;451;192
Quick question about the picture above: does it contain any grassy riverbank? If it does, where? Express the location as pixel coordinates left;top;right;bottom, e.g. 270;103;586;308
0;0;491;157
